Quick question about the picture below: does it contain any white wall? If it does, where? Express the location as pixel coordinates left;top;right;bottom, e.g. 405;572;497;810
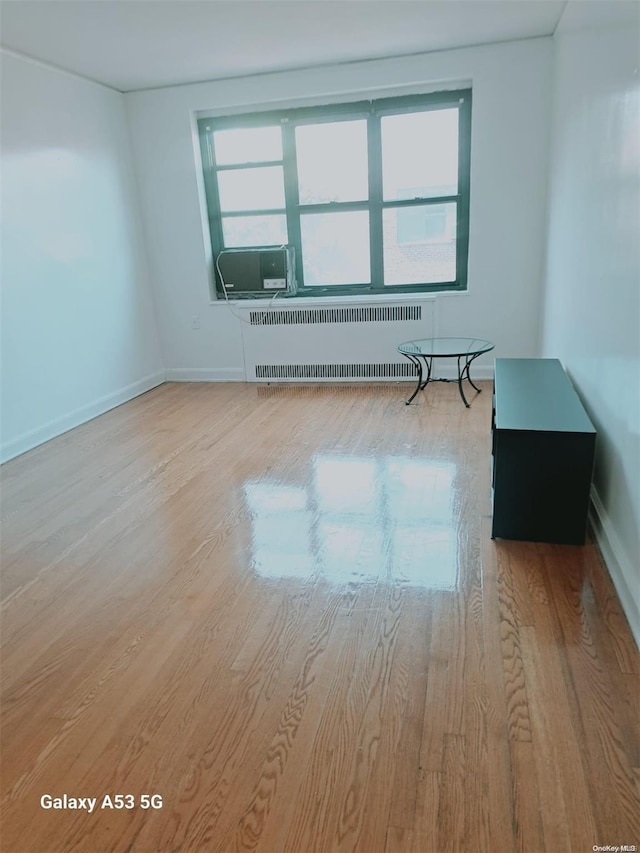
125;38;553;378
542;2;640;642
0;51;164;461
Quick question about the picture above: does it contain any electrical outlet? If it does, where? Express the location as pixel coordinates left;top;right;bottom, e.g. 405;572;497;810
191;316;200;330
263;278;286;290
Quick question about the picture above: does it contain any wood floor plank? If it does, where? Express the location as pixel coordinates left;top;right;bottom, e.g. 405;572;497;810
461;529;491;853
352;586;424;853
519;624;574;852
495;545;532;742
584;541;639;676
416;592;453;773
437;734;466;853
411;770;441;853
155;590;324;851
510;740;544;852
386;591;433;832
280;583;383;853
541;548;640;842
325;584;404;853
244;590;375;853
479;530;519;852
1;380;638;853
523;551;604;851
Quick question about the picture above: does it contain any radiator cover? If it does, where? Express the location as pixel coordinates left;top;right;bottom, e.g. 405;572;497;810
239;301;434;382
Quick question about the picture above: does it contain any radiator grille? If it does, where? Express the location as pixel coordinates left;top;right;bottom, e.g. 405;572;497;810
255;362;418;380
256;383;404;397
249;305;422;326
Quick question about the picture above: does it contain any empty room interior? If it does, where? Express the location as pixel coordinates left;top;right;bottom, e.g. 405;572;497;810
1;1;639;851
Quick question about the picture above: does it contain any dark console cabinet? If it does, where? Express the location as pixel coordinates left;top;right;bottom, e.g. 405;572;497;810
491;359;596;545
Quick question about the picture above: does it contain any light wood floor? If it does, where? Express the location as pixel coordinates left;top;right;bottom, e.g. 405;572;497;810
1;381;638;853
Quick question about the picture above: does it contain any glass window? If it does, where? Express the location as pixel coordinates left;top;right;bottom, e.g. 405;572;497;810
213;126;282;165
397;204;448;244
383;204;457;285
301;211;370;286
381;109;459;201
199;90;471;297
217;166;285;212
296;120;368;204
222;214;288;248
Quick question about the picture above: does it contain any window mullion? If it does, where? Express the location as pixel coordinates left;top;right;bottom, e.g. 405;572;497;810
219;208;287;218
281;120;304;287
382;194;459;209
215;159;282;172
296;200;370;214
200;125;224;250
456;96;471;289
368;112;383;289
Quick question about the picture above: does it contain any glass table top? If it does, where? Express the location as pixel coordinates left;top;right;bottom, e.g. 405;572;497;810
398;337;495;357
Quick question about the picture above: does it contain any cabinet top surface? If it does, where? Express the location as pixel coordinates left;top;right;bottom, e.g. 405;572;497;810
494;359;596;434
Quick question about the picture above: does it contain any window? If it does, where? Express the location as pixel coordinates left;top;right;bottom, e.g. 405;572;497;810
198;89;471;297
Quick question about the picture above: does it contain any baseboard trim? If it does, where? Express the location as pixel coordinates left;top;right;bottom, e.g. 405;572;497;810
164;368;246;382
589;486;640;649
164;366;494;383
1;371;166;464
429;363;494;381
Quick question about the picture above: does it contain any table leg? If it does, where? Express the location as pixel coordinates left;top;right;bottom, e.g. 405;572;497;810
404;354;423;404
463;352;483;393
422;356;433;389
456;355;470;407
457;352;484;406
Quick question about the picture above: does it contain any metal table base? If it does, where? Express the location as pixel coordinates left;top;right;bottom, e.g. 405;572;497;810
402;351;484;407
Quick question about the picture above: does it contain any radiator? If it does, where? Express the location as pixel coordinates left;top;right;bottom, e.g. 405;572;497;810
238;301;434;382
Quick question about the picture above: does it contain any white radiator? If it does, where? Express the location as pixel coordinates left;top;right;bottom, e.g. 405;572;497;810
238;300;434;382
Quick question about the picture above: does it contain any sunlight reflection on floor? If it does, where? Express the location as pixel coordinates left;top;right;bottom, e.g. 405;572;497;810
243;454;458;589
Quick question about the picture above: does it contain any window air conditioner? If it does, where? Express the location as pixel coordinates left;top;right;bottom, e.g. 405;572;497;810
216;247;296;299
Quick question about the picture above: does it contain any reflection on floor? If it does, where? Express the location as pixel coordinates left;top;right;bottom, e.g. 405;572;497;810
245;456;457;588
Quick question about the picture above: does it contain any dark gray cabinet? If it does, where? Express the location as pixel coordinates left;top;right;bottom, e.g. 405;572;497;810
491;359;596;545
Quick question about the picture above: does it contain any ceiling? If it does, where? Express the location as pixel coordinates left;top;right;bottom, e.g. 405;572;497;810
0;0;569;93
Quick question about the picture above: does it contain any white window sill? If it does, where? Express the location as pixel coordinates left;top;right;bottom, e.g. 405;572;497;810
208;290;467;307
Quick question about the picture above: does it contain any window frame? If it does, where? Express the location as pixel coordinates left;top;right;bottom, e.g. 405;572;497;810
198;89;472;298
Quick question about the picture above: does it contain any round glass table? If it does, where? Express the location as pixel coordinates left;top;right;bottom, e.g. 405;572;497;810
397;337;495;407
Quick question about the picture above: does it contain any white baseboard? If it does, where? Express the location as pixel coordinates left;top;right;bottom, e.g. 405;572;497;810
589;486;640;650
428;363;494;381
1;371;166;464
164;366;494;383
164;368;246;382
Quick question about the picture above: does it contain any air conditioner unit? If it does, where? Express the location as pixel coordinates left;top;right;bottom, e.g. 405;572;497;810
216;247;296;299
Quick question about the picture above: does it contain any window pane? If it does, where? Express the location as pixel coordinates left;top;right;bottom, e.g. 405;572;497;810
301;211;370;285
217;166;285;211
296;120;368;203
213;126;282;165
222;214;288;247
382;108;459;201
383;203;456;285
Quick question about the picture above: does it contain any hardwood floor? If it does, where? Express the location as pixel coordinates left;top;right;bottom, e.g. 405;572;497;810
1;381;638;853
